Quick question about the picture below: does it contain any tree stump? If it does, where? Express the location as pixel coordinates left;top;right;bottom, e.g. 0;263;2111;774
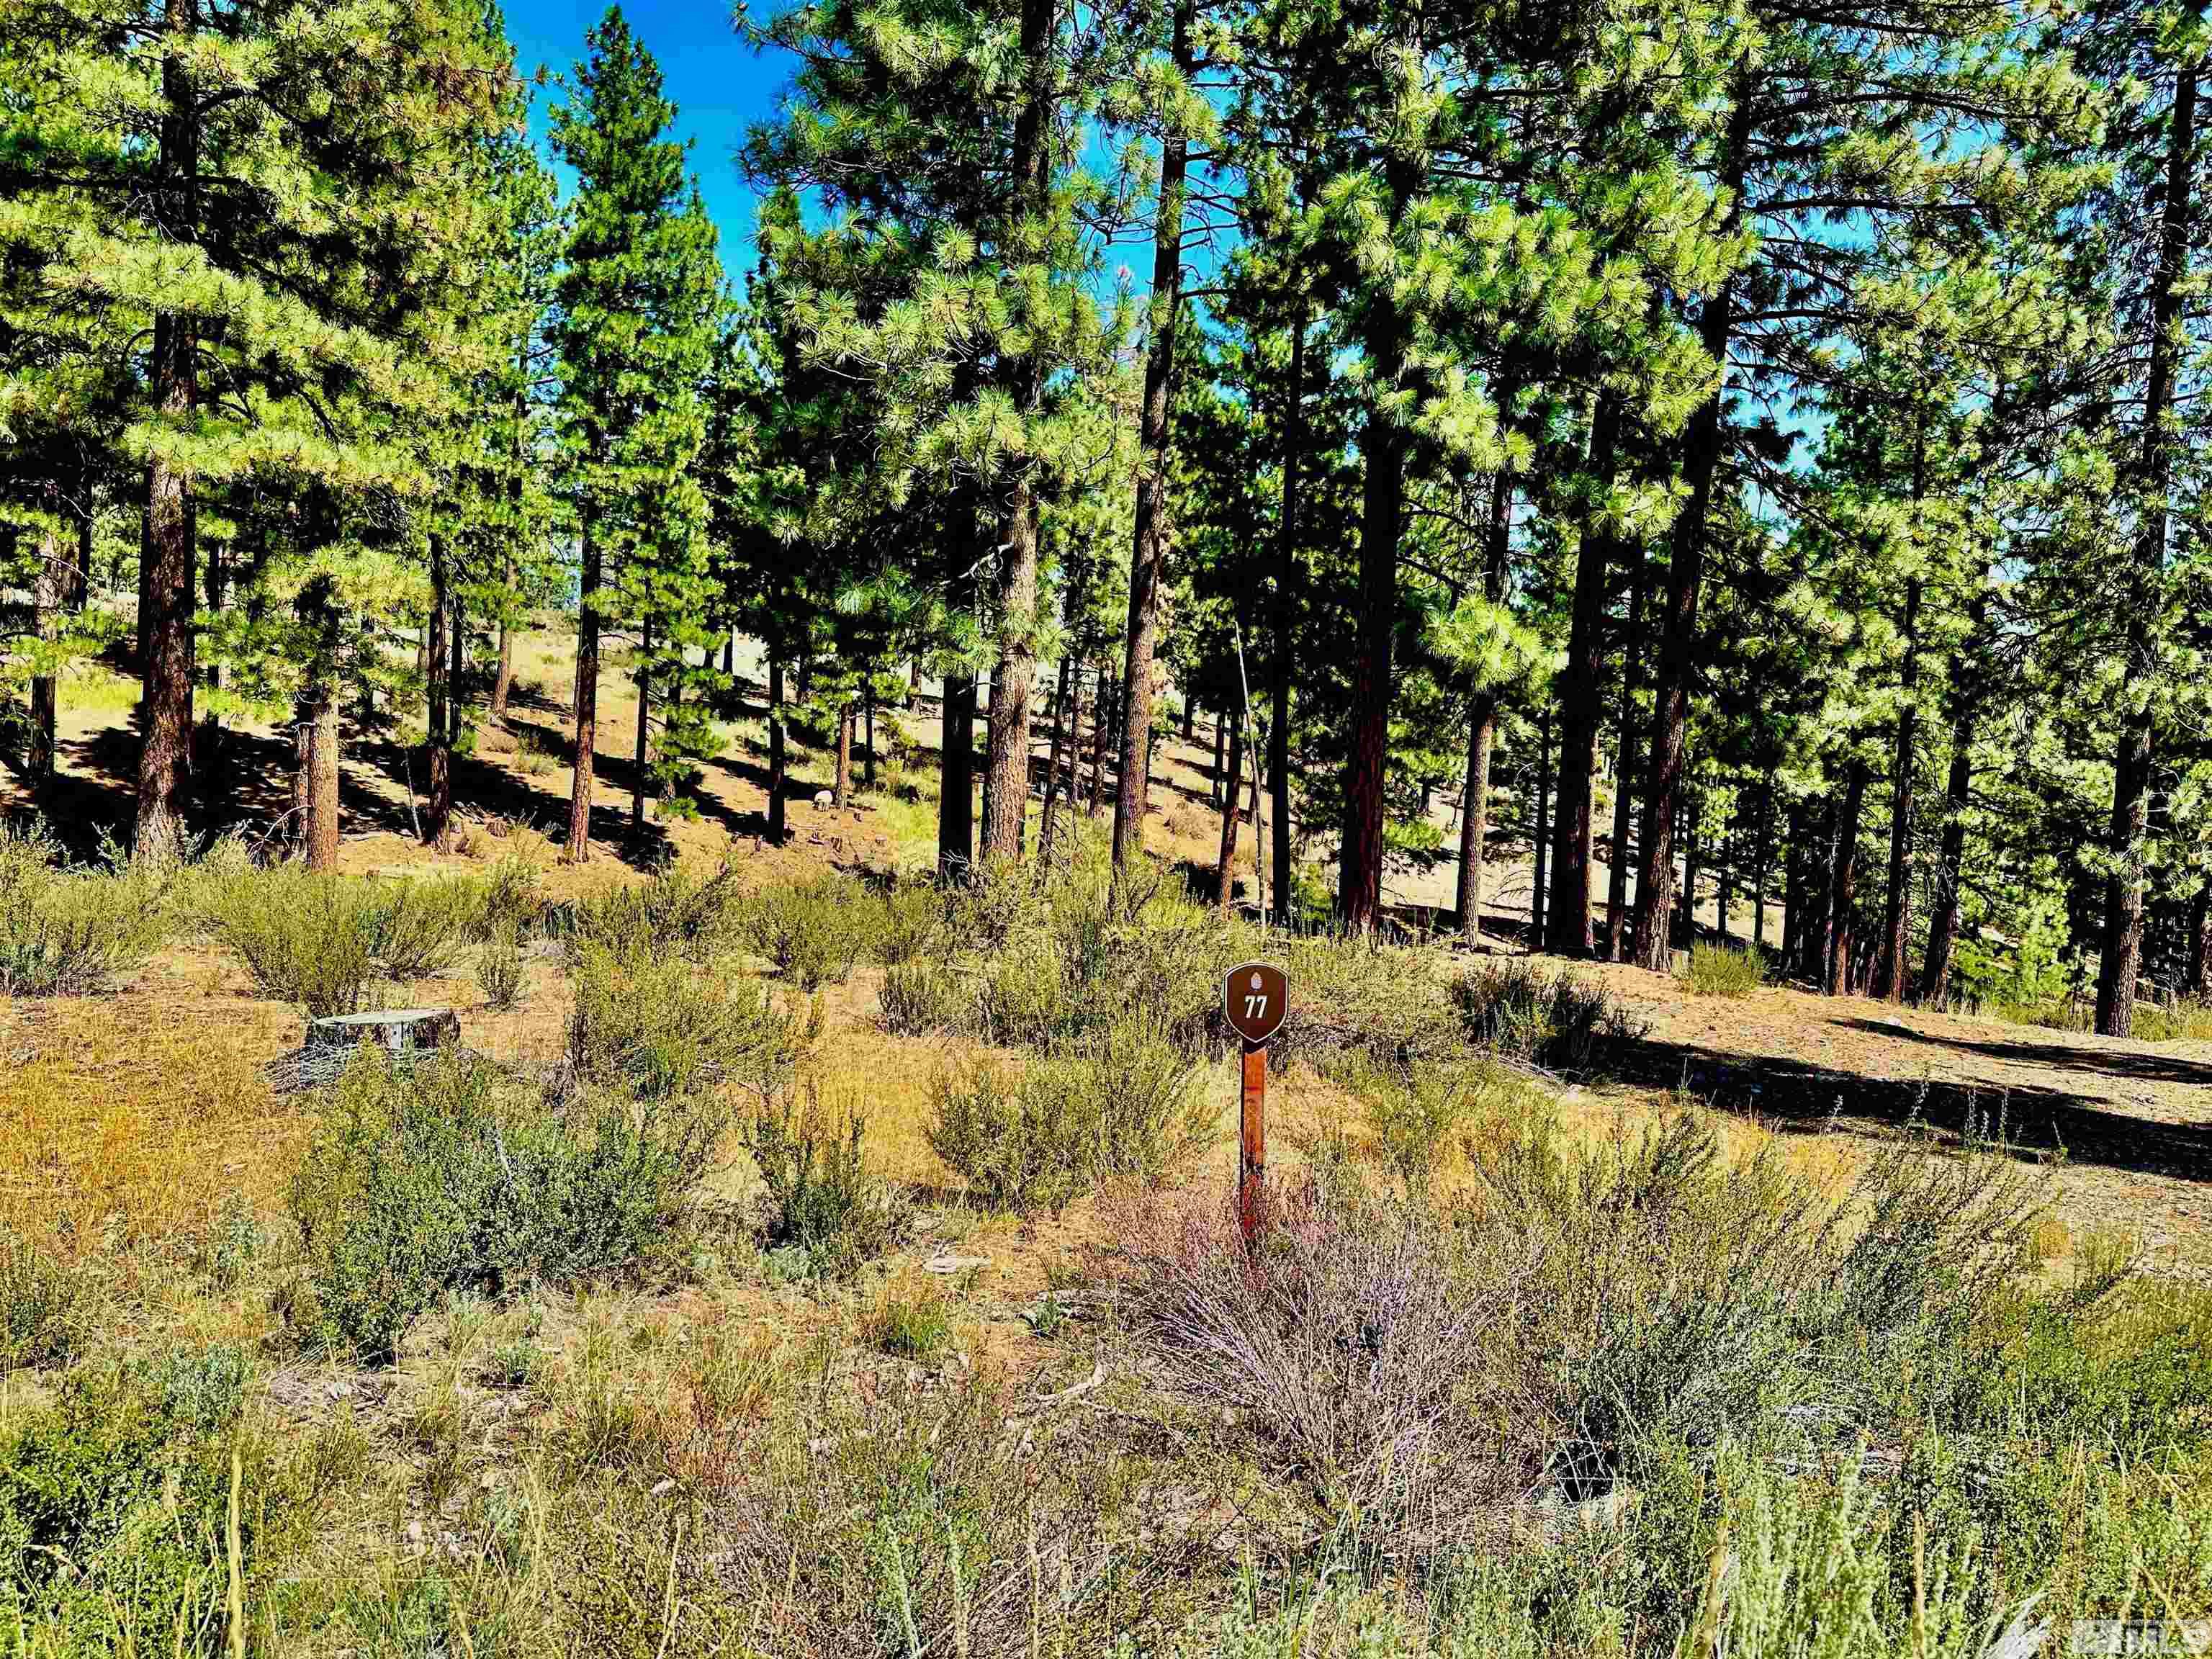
305;1009;460;1058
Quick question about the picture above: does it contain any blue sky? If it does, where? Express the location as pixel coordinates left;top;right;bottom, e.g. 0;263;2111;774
505;1;781;281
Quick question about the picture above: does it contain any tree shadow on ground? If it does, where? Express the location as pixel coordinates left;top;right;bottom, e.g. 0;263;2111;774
1839;1016;2212;1090
1600;1026;2212;1186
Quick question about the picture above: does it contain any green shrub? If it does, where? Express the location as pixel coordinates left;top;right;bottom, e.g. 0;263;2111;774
290;1051;729;1360
477;922;526;1010
879;958;966;1035
874;881;943;965
1323;1053;1483;1200
745;874;870;987
567;940;815;1102
864;1277;953;1359
927;1062;1090;1215
0;1344;266;1647
739;1083;905;1274
0;1228;85;1372
567;863;742;962
1685;940;1766;997
1451;959;1646;1072
0;820;169;997
203;865;495;1015
926;1021;1213;1213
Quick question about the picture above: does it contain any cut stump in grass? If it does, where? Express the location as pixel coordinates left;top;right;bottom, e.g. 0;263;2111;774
270;1008;464;1092
305;1009;461;1057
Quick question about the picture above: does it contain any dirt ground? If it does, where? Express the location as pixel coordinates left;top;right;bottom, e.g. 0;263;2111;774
9;629;2212;1276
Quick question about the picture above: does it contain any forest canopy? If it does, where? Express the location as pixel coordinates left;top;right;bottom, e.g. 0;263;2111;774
4;0;2210;1037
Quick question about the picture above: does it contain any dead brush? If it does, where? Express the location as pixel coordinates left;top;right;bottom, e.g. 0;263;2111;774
1108;1172;1518;1542
703;1365;1197;1658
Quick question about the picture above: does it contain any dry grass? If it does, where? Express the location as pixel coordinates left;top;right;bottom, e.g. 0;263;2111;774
0;963;307;1254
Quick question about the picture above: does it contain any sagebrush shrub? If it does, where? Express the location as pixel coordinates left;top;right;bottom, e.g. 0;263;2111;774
567;863;742;963
1685;942;1765;998
1323;1053;1483;1200
927;1062;1089;1215
926;1020;1213;1213
291;1051;729;1359
739;1084;904;1274
0;820;169;997
744;875;869;988
477;923;525;1010
878;959;966;1035
204;864;499;1015
0;1228;84;1372
567;940;815;1101
1451;960;1645;1072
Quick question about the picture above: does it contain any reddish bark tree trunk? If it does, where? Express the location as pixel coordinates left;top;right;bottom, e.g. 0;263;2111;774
768;652;788;847
2100;68;2197;1038
1634;86;1752;968
1547;398;1622;955
1215;714;1246;910
1825;760;1869;997
566;513;600;863
1605;554;1645;961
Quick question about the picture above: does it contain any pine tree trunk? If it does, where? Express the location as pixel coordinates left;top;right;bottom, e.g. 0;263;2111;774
27;500;61;784
766;652;788;846
1605;554;1645;961
863;687;876;788
135;0;201;858
1457;698;1497;949
2100;68;2197;1037
1678;781;1699;950
1457;462;1516;949
1877;567;1925;999
1547;399;1622;956
67;489;91;613
939;661;975;869
980;0;1056;868
1112;0;1192;878
631;618;652;832
835;703;853;809
425;544;452;848
566;513;600;863
2187;889;2210;1002
1707;809;1725;946
489;557;515;720
1215;714;1246;910
1753;785;1771;950
1271;305;1305;925
300;689;341;873
1039;654;1074;863
1634;87;1752;968
1782;801;1807;974
1920;599;1987;1005
1532;706;1553;947
1341;160;1421;932
1825;759;1869;997
1211;715;1225;807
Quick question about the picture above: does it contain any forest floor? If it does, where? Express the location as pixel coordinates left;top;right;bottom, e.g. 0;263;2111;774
7;624;2212;1282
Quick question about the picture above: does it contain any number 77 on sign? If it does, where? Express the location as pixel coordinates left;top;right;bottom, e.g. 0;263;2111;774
1223;962;1288;1247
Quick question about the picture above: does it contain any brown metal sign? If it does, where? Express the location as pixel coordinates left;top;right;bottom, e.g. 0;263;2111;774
1223;961;1288;1046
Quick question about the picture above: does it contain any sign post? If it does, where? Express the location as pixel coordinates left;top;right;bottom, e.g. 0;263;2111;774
1222;961;1288;1248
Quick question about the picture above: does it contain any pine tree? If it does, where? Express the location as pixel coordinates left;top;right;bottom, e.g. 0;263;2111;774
1;0;508;855
550;6;724;862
